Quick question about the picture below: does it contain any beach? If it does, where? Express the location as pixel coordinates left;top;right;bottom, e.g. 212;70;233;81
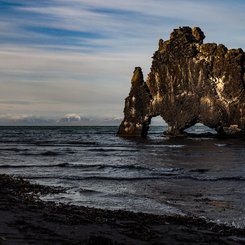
1;1;245;244
0;173;245;245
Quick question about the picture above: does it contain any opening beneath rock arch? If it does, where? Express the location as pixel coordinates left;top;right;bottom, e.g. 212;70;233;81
183;123;217;135
148;116;168;136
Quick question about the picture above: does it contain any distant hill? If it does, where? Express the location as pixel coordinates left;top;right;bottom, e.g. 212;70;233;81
0;114;122;126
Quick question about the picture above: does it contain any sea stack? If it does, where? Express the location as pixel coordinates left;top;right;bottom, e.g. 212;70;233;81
118;26;245;137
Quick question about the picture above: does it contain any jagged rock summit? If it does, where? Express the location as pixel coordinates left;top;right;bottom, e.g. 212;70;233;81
118;26;245;137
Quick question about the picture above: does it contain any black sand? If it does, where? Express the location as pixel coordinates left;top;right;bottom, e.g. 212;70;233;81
0;174;244;244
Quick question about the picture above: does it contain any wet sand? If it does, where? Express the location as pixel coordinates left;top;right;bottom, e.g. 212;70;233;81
0;174;244;245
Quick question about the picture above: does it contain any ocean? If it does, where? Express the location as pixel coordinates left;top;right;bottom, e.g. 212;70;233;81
0;125;244;228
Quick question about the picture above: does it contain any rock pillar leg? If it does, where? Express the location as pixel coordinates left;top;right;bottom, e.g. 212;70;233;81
117;67;151;137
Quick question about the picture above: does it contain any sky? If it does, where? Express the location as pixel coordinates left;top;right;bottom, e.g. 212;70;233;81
0;0;245;123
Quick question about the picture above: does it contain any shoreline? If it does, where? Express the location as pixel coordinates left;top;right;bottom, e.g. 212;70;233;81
0;173;245;244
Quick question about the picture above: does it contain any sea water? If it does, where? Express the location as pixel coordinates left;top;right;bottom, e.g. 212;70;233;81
0;126;244;228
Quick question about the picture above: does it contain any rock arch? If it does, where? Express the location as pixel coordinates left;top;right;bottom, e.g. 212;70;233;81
118;27;245;137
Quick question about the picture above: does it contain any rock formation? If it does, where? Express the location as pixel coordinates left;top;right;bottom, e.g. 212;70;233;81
118;27;245;137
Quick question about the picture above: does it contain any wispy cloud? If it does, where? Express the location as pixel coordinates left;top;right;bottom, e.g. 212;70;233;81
0;0;245;120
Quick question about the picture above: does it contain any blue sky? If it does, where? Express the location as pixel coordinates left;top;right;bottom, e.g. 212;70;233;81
0;0;245;121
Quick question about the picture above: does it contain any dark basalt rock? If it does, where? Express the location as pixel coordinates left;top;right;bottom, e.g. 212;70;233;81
118;67;152;137
118;26;245;137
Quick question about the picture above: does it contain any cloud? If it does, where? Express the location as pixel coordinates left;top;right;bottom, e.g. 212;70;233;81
0;45;148;118
0;0;245;120
3;0;245;50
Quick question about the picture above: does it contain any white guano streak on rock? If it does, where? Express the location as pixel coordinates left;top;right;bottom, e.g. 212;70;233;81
151;72;163;105
210;75;238;105
198;70;203;87
188;60;193;82
136;123;141;128
124;121;134;133
130;107;136;116
152;92;163;106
